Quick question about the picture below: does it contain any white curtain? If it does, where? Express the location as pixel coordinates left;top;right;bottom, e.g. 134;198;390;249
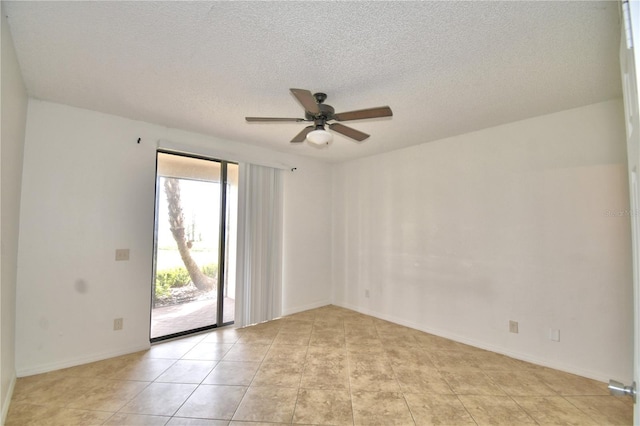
235;163;283;327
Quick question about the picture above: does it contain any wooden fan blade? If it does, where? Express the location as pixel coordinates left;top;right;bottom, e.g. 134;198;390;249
246;117;304;122
291;126;314;143
333;106;393;121
290;88;320;114
329;123;370;142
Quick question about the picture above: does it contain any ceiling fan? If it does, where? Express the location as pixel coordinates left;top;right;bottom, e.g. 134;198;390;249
245;88;393;145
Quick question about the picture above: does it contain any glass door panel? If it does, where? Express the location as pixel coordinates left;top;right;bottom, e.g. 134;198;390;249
151;152;235;341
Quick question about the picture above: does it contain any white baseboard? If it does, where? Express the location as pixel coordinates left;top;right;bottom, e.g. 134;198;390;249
333;301;611;383
16;343;151;378
282;299;331;316
2;373;16;425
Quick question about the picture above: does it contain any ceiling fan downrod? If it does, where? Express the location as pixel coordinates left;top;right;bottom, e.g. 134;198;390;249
313;92;327;104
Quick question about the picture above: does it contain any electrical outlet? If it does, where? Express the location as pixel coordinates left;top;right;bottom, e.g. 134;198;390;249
549;328;560;342
365;289;370;298
115;249;130;261
113;318;123;331
509;320;519;334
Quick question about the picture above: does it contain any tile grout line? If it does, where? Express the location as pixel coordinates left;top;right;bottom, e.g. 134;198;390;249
218;327;252;424
106;355;182;423
289;315;315;425
229;324;266;423
163;342;223;422
214;327;251;424
344;316;357;426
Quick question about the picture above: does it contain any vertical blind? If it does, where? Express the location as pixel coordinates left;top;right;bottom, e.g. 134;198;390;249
235;163;283;326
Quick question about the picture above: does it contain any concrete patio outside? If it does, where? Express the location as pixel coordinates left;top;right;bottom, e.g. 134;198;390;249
151;297;235;339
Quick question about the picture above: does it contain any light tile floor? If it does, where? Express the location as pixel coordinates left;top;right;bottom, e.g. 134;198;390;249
6;305;633;425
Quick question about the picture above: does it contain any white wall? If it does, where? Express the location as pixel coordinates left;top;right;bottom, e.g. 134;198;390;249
1;5;29;421
282;158;333;314
332;99;633;382
15;100;333;376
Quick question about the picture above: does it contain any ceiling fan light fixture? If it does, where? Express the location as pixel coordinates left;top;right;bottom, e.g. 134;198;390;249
306;128;332;145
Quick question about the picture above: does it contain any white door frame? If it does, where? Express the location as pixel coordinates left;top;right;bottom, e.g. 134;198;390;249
620;0;640;422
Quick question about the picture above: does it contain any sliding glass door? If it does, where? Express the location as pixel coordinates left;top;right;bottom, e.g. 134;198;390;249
150;152;238;341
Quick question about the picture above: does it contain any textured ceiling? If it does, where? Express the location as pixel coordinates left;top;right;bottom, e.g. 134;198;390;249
4;1;622;162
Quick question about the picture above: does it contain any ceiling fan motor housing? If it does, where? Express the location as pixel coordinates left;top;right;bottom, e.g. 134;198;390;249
305;103;335;121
